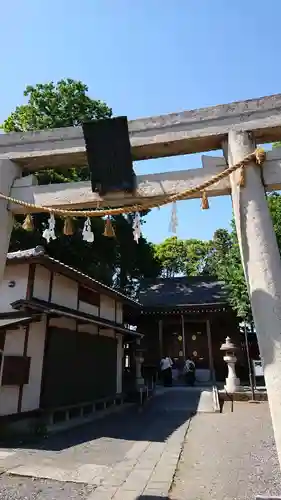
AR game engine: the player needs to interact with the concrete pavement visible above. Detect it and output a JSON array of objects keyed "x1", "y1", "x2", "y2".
[{"x1": 0, "y1": 387, "x2": 210, "y2": 499}]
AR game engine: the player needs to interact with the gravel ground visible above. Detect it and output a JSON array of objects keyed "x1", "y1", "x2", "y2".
[
  {"x1": 170, "y1": 401, "x2": 281, "y2": 500},
  {"x1": 0, "y1": 475, "x2": 96, "y2": 500}
]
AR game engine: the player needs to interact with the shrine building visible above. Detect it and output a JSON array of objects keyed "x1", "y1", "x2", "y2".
[{"x1": 127, "y1": 276, "x2": 245, "y2": 383}]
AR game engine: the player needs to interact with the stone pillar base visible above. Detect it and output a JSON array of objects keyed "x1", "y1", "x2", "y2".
[{"x1": 225, "y1": 377, "x2": 241, "y2": 394}]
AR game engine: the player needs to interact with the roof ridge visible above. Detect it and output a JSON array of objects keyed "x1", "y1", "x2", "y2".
[
  {"x1": 6, "y1": 246, "x2": 139, "y2": 306},
  {"x1": 140, "y1": 275, "x2": 222, "y2": 283},
  {"x1": 7, "y1": 246, "x2": 46, "y2": 259}
]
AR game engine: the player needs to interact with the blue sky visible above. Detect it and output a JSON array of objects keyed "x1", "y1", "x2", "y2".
[{"x1": 1, "y1": 0, "x2": 280, "y2": 243}]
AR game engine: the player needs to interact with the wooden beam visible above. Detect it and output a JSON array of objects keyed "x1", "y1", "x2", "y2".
[
  {"x1": 2, "y1": 93, "x2": 281, "y2": 169},
  {"x1": 8, "y1": 148, "x2": 281, "y2": 213}
]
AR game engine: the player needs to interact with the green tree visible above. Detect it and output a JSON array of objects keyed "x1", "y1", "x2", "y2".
[
  {"x1": 2, "y1": 79, "x2": 160, "y2": 290},
  {"x1": 207, "y1": 192, "x2": 281, "y2": 320},
  {"x1": 216, "y1": 227, "x2": 252, "y2": 320},
  {"x1": 184, "y1": 239, "x2": 211, "y2": 275},
  {"x1": 154, "y1": 237, "x2": 186, "y2": 277},
  {"x1": 2, "y1": 79, "x2": 111, "y2": 132},
  {"x1": 203, "y1": 228, "x2": 232, "y2": 275},
  {"x1": 154, "y1": 236, "x2": 210, "y2": 277}
]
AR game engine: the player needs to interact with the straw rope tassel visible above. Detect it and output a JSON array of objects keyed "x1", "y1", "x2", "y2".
[
  {"x1": 103, "y1": 216, "x2": 115, "y2": 237},
  {"x1": 201, "y1": 191, "x2": 209, "y2": 209},
  {"x1": 22, "y1": 214, "x2": 34, "y2": 231},
  {"x1": 63, "y1": 216, "x2": 74, "y2": 236},
  {"x1": 255, "y1": 148, "x2": 266, "y2": 165}
]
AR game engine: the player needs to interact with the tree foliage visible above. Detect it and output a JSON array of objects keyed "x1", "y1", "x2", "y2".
[
  {"x1": 154, "y1": 193, "x2": 281, "y2": 321},
  {"x1": 215, "y1": 193, "x2": 281, "y2": 320},
  {"x1": 2, "y1": 79, "x2": 161, "y2": 292},
  {"x1": 213, "y1": 226, "x2": 251, "y2": 320},
  {"x1": 153, "y1": 237, "x2": 210, "y2": 277}
]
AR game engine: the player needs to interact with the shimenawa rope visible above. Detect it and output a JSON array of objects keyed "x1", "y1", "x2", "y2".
[{"x1": 0, "y1": 148, "x2": 266, "y2": 218}]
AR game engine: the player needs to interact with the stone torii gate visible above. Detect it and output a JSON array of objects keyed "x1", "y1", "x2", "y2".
[{"x1": 1, "y1": 93, "x2": 281, "y2": 464}]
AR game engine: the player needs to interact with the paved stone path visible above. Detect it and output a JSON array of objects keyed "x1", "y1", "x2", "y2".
[
  {"x1": 170, "y1": 401, "x2": 281, "y2": 500},
  {"x1": 0, "y1": 387, "x2": 210, "y2": 499},
  {"x1": 0, "y1": 391, "x2": 277, "y2": 499}
]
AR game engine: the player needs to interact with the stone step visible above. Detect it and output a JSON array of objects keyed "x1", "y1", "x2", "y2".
[{"x1": 153, "y1": 387, "x2": 219, "y2": 413}]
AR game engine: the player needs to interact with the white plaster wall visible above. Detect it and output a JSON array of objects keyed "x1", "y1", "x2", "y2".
[
  {"x1": 0, "y1": 327, "x2": 26, "y2": 415},
  {"x1": 51, "y1": 273, "x2": 78, "y2": 309},
  {"x1": 100, "y1": 295, "x2": 115, "y2": 322},
  {"x1": 0, "y1": 264, "x2": 29, "y2": 312},
  {"x1": 0, "y1": 387, "x2": 19, "y2": 415},
  {"x1": 77, "y1": 323, "x2": 98, "y2": 334},
  {"x1": 116, "y1": 302, "x2": 123, "y2": 324},
  {"x1": 21, "y1": 317, "x2": 46, "y2": 412},
  {"x1": 4, "y1": 328, "x2": 25, "y2": 354},
  {"x1": 99, "y1": 328, "x2": 115, "y2": 338},
  {"x1": 79, "y1": 301, "x2": 99, "y2": 316},
  {"x1": 33, "y1": 265, "x2": 51, "y2": 301},
  {"x1": 49, "y1": 317, "x2": 76, "y2": 331}
]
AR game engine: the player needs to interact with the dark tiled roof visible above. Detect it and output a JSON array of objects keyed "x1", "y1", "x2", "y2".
[{"x1": 138, "y1": 276, "x2": 228, "y2": 308}]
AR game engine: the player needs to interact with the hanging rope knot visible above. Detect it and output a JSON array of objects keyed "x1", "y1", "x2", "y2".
[
  {"x1": 201, "y1": 191, "x2": 209, "y2": 210},
  {"x1": 255, "y1": 148, "x2": 266, "y2": 165},
  {"x1": 103, "y1": 216, "x2": 116, "y2": 237},
  {"x1": 237, "y1": 148, "x2": 266, "y2": 187},
  {"x1": 63, "y1": 216, "x2": 74, "y2": 236},
  {"x1": 22, "y1": 214, "x2": 34, "y2": 231}
]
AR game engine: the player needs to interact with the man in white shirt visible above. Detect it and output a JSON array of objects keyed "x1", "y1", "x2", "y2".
[{"x1": 160, "y1": 356, "x2": 173, "y2": 387}]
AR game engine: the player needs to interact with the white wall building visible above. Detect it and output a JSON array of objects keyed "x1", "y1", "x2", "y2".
[{"x1": 0, "y1": 246, "x2": 140, "y2": 417}]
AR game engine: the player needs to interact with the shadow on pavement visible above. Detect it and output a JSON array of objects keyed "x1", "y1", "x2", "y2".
[
  {"x1": 137, "y1": 496, "x2": 169, "y2": 499},
  {"x1": 3, "y1": 387, "x2": 201, "y2": 452}
]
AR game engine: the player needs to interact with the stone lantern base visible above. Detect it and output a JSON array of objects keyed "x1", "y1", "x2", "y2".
[{"x1": 225, "y1": 375, "x2": 241, "y2": 394}]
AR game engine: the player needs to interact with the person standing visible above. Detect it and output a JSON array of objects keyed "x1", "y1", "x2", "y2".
[
  {"x1": 184, "y1": 356, "x2": 196, "y2": 386},
  {"x1": 160, "y1": 355, "x2": 173, "y2": 387}
]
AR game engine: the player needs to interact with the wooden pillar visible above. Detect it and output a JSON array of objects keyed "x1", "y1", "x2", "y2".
[
  {"x1": 223, "y1": 130, "x2": 281, "y2": 468},
  {"x1": 181, "y1": 314, "x2": 186, "y2": 360},
  {"x1": 158, "y1": 319, "x2": 163, "y2": 359},
  {"x1": 206, "y1": 319, "x2": 215, "y2": 383},
  {"x1": 116, "y1": 334, "x2": 123, "y2": 394}
]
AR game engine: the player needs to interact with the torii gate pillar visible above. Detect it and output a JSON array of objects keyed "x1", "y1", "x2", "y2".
[
  {"x1": 224, "y1": 130, "x2": 281, "y2": 466},
  {"x1": 0, "y1": 159, "x2": 21, "y2": 283}
]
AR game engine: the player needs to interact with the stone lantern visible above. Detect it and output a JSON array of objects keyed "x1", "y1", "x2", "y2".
[{"x1": 220, "y1": 336, "x2": 240, "y2": 393}]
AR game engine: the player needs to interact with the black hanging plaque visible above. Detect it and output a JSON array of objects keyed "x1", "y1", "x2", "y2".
[{"x1": 82, "y1": 116, "x2": 136, "y2": 196}]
